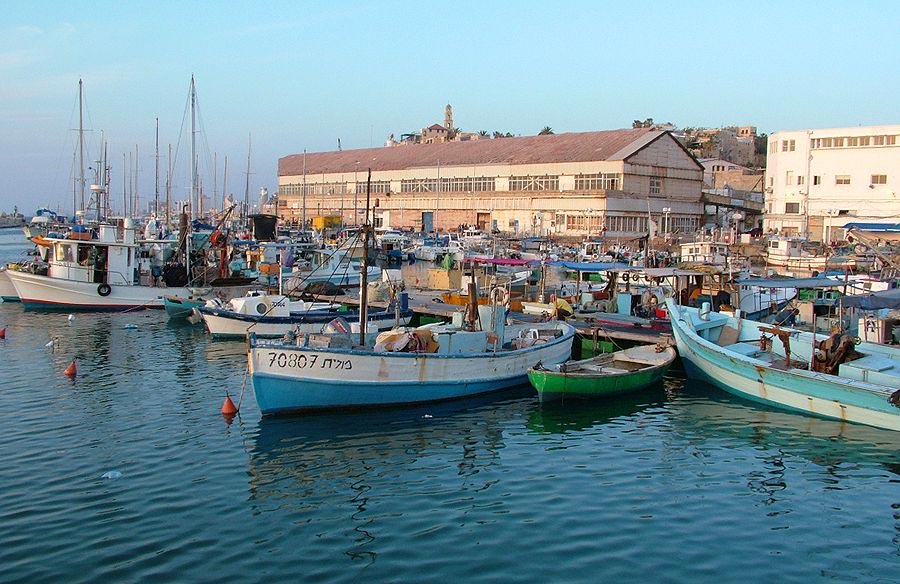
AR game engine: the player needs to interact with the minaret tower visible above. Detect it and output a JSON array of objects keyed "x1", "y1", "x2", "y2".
[{"x1": 444, "y1": 104, "x2": 453, "y2": 130}]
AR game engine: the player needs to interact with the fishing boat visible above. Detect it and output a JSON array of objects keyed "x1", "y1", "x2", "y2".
[
  {"x1": 0, "y1": 266, "x2": 19, "y2": 301},
  {"x1": 666, "y1": 298, "x2": 900, "y2": 431},
  {"x1": 248, "y1": 314, "x2": 575, "y2": 414},
  {"x1": 527, "y1": 343, "x2": 676, "y2": 402},
  {"x1": 6, "y1": 221, "x2": 194, "y2": 311},
  {"x1": 199, "y1": 291, "x2": 408, "y2": 339}
]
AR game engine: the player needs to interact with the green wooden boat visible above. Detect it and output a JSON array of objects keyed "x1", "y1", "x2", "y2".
[{"x1": 527, "y1": 344, "x2": 676, "y2": 402}]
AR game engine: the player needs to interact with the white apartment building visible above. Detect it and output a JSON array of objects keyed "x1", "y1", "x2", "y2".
[{"x1": 764, "y1": 124, "x2": 900, "y2": 242}]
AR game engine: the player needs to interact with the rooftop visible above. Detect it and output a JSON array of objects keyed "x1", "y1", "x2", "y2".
[{"x1": 279, "y1": 128, "x2": 667, "y2": 176}]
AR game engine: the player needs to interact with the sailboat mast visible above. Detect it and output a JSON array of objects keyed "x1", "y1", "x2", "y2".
[
  {"x1": 155, "y1": 117, "x2": 160, "y2": 218},
  {"x1": 223, "y1": 154, "x2": 228, "y2": 218},
  {"x1": 190, "y1": 76, "x2": 198, "y2": 221},
  {"x1": 78, "y1": 79, "x2": 85, "y2": 215},
  {"x1": 166, "y1": 143, "x2": 172, "y2": 227},
  {"x1": 244, "y1": 135, "x2": 252, "y2": 226}
]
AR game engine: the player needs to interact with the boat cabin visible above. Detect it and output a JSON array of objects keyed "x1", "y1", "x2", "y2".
[{"x1": 46, "y1": 223, "x2": 142, "y2": 287}]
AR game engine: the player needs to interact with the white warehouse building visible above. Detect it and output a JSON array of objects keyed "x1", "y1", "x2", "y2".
[{"x1": 764, "y1": 124, "x2": 900, "y2": 242}]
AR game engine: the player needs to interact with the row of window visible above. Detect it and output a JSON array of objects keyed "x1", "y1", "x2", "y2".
[
  {"x1": 773, "y1": 173, "x2": 888, "y2": 187},
  {"x1": 281, "y1": 173, "x2": 628, "y2": 196},
  {"x1": 399, "y1": 177, "x2": 497, "y2": 194},
  {"x1": 811, "y1": 135, "x2": 896, "y2": 149},
  {"x1": 573, "y1": 173, "x2": 621, "y2": 190},
  {"x1": 779, "y1": 203, "x2": 856, "y2": 215},
  {"x1": 771, "y1": 135, "x2": 898, "y2": 153},
  {"x1": 508, "y1": 175, "x2": 560, "y2": 191}
]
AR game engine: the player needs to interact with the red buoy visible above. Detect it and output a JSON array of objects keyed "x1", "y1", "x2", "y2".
[
  {"x1": 0, "y1": 327, "x2": 6, "y2": 339},
  {"x1": 64, "y1": 360, "x2": 77, "y2": 377},
  {"x1": 221, "y1": 395, "x2": 238, "y2": 415}
]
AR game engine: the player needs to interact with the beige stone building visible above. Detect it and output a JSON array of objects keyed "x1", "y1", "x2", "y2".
[{"x1": 277, "y1": 128, "x2": 704, "y2": 237}]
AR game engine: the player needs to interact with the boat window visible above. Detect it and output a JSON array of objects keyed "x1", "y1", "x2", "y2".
[{"x1": 77, "y1": 245, "x2": 91, "y2": 265}]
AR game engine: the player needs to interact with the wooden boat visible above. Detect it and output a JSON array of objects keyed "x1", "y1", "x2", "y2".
[
  {"x1": 527, "y1": 344, "x2": 676, "y2": 402},
  {"x1": 248, "y1": 316, "x2": 576, "y2": 415},
  {"x1": 666, "y1": 298, "x2": 900, "y2": 431}
]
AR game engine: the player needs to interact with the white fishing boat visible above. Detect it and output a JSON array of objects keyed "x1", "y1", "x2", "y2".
[
  {"x1": 198, "y1": 290, "x2": 410, "y2": 339},
  {"x1": 666, "y1": 298, "x2": 900, "y2": 432},
  {"x1": 7, "y1": 221, "x2": 193, "y2": 311},
  {"x1": 283, "y1": 248, "x2": 381, "y2": 291},
  {"x1": 0, "y1": 266, "x2": 19, "y2": 301},
  {"x1": 248, "y1": 313, "x2": 576, "y2": 415}
]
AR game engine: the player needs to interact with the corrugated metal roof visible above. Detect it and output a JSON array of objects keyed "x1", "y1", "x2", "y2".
[{"x1": 279, "y1": 128, "x2": 664, "y2": 177}]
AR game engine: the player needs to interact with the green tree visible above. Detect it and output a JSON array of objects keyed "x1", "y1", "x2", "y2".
[{"x1": 538, "y1": 126, "x2": 554, "y2": 135}]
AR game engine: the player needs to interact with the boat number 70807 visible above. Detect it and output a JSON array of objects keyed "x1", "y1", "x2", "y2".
[{"x1": 266, "y1": 351, "x2": 353, "y2": 371}]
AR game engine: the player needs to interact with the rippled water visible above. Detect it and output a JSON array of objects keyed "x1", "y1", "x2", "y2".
[{"x1": 1, "y1": 230, "x2": 898, "y2": 582}]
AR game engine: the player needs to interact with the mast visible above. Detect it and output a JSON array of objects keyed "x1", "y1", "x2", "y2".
[
  {"x1": 78, "y1": 79, "x2": 85, "y2": 215},
  {"x1": 223, "y1": 154, "x2": 228, "y2": 220},
  {"x1": 302, "y1": 149, "x2": 307, "y2": 229},
  {"x1": 190, "y1": 76, "x2": 198, "y2": 221},
  {"x1": 166, "y1": 143, "x2": 172, "y2": 227},
  {"x1": 358, "y1": 168, "x2": 372, "y2": 346},
  {"x1": 212, "y1": 152, "x2": 218, "y2": 214},
  {"x1": 155, "y1": 118, "x2": 160, "y2": 218},
  {"x1": 123, "y1": 152, "x2": 127, "y2": 216},
  {"x1": 244, "y1": 134, "x2": 252, "y2": 226}
]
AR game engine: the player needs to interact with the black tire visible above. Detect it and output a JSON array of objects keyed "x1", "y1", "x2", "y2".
[{"x1": 97, "y1": 283, "x2": 112, "y2": 297}]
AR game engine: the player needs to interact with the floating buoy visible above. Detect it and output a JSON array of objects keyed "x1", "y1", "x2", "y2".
[
  {"x1": 221, "y1": 394, "x2": 238, "y2": 415},
  {"x1": 0, "y1": 327, "x2": 6, "y2": 339},
  {"x1": 67, "y1": 314, "x2": 75, "y2": 323},
  {"x1": 64, "y1": 360, "x2": 77, "y2": 377}
]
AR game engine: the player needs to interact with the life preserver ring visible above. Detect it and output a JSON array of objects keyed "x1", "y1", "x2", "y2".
[
  {"x1": 97, "y1": 283, "x2": 112, "y2": 297},
  {"x1": 621, "y1": 272, "x2": 630, "y2": 283},
  {"x1": 489, "y1": 286, "x2": 510, "y2": 305}
]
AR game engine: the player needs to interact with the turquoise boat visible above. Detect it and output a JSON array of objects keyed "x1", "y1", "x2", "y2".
[
  {"x1": 666, "y1": 298, "x2": 900, "y2": 432},
  {"x1": 527, "y1": 344, "x2": 675, "y2": 402}
]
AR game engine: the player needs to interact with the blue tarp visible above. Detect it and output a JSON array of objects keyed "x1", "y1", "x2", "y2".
[
  {"x1": 842, "y1": 222, "x2": 900, "y2": 232},
  {"x1": 840, "y1": 288, "x2": 900, "y2": 310}
]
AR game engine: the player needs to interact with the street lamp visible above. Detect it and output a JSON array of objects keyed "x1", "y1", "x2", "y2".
[
  {"x1": 731, "y1": 212, "x2": 743, "y2": 243},
  {"x1": 662, "y1": 207, "x2": 671, "y2": 236}
]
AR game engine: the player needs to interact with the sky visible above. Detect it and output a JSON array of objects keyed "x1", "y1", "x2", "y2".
[{"x1": 1, "y1": 0, "x2": 898, "y2": 215}]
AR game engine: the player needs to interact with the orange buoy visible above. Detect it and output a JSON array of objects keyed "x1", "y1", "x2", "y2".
[
  {"x1": 0, "y1": 327, "x2": 6, "y2": 339},
  {"x1": 64, "y1": 360, "x2": 77, "y2": 377},
  {"x1": 221, "y1": 395, "x2": 238, "y2": 415}
]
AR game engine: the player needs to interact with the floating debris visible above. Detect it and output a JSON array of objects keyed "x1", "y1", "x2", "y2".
[{"x1": 100, "y1": 470, "x2": 122, "y2": 480}]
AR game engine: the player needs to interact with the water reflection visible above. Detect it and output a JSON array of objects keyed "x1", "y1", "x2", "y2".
[
  {"x1": 526, "y1": 384, "x2": 668, "y2": 434},
  {"x1": 244, "y1": 392, "x2": 531, "y2": 562},
  {"x1": 668, "y1": 383, "x2": 900, "y2": 477}
]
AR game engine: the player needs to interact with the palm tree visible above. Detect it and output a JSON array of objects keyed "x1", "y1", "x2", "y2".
[
  {"x1": 538, "y1": 126, "x2": 554, "y2": 135},
  {"x1": 478, "y1": 130, "x2": 489, "y2": 137}
]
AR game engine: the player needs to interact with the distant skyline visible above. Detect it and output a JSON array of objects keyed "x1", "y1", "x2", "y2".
[{"x1": 2, "y1": 1, "x2": 898, "y2": 214}]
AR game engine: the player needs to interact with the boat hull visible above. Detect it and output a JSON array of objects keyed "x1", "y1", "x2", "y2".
[
  {"x1": 7, "y1": 269, "x2": 189, "y2": 311},
  {"x1": 0, "y1": 268, "x2": 20, "y2": 301},
  {"x1": 667, "y1": 300, "x2": 900, "y2": 431},
  {"x1": 249, "y1": 322, "x2": 576, "y2": 414},
  {"x1": 202, "y1": 307, "x2": 412, "y2": 339},
  {"x1": 528, "y1": 347, "x2": 675, "y2": 401}
]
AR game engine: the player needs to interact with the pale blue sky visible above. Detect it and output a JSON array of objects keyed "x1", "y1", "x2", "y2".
[{"x1": 1, "y1": 0, "x2": 898, "y2": 214}]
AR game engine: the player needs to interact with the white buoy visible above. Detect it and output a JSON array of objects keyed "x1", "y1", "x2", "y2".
[{"x1": 67, "y1": 314, "x2": 75, "y2": 323}]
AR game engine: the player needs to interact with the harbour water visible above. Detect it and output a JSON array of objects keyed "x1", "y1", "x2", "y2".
[{"x1": 0, "y1": 229, "x2": 898, "y2": 582}]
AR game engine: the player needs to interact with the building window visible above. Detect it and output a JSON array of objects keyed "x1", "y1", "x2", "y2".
[
  {"x1": 874, "y1": 136, "x2": 885, "y2": 146},
  {"x1": 833, "y1": 137, "x2": 844, "y2": 147},
  {"x1": 848, "y1": 137, "x2": 859, "y2": 146},
  {"x1": 871, "y1": 174, "x2": 887, "y2": 184},
  {"x1": 889, "y1": 135, "x2": 897, "y2": 145},
  {"x1": 508, "y1": 175, "x2": 559, "y2": 191},
  {"x1": 797, "y1": 176, "x2": 805, "y2": 185},
  {"x1": 789, "y1": 140, "x2": 796, "y2": 151},
  {"x1": 813, "y1": 175, "x2": 821, "y2": 185},
  {"x1": 785, "y1": 202, "x2": 800, "y2": 214},
  {"x1": 835, "y1": 175, "x2": 851, "y2": 185},
  {"x1": 823, "y1": 137, "x2": 833, "y2": 147},
  {"x1": 782, "y1": 141, "x2": 789, "y2": 152},
  {"x1": 860, "y1": 136, "x2": 870, "y2": 146},
  {"x1": 649, "y1": 176, "x2": 661, "y2": 195},
  {"x1": 785, "y1": 170, "x2": 794, "y2": 184},
  {"x1": 574, "y1": 173, "x2": 621, "y2": 191},
  {"x1": 770, "y1": 142, "x2": 776, "y2": 153},
  {"x1": 767, "y1": 177, "x2": 774, "y2": 187}
]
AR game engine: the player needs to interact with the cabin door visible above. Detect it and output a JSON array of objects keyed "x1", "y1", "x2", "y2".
[{"x1": 422, "y1": 212, "x2": 434, "y2": 233}]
